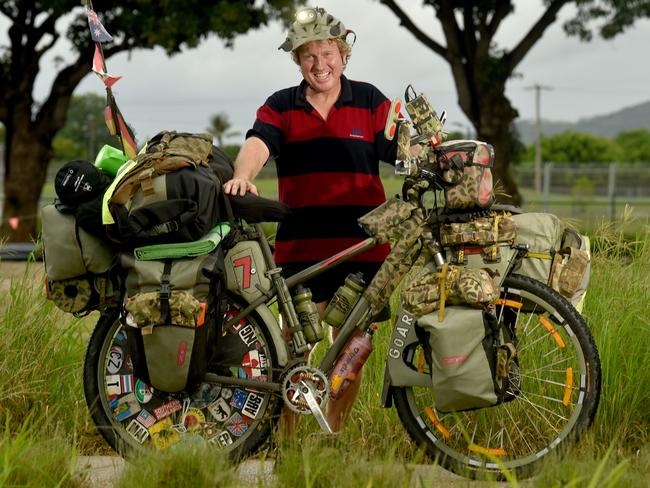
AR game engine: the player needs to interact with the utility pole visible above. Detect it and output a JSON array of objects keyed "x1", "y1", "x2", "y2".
[{"x1": 526, "y1": 84, "x2": 552, "y2": 193}]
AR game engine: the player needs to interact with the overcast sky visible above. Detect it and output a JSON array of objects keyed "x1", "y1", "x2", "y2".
[{"x1": 17, "y1": 1, "x2": 650, "y2": 144}]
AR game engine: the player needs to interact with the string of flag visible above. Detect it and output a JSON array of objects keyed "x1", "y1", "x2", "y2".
[{"x1": 85, "y1": 1, "x2": 137, "y2": 159}]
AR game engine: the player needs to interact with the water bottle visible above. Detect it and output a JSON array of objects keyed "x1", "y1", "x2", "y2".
[
  {"x1": 323, "y1": 272, "x2": 366, "y2": 328},
  {"x1": 293, "y1": 285, "x2": 323, "y2": 343},
  {"x1": 329, "y1": 325, "x2": 377, "y2": 399}
]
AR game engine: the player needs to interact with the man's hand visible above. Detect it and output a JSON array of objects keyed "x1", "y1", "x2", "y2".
[{"x1": 223, "y1": 177, "x2": 259, "y2": 196}]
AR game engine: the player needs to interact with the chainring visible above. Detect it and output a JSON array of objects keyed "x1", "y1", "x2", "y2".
[{"x1": 281, "y1": 365, "x2": 330, "y2": 415}]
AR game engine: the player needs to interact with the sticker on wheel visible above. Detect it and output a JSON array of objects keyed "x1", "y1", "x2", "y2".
[
  {"x1": 149, "y1": 417, "x2": 181, "y2": 449},
  {"x1": 230, "y1": 389, "x2": 248, "y2": 409},
  {"x1": 242, "y1": 392, "x2": 264, "y2": 420},
  {"x1": 184, "y1": 408, "x2": 206, "y2": 431},
  {"x1": 153, "y1": 399, "x2": 182, "y2": 420},
  {"x1": 135, "y1": 379, "x2": 154, "y2": 404},
  {"x1": 207, "y1": 398, "x2": 231, "y2": 422},
  {"x1": 110, "y1": 393, "x2": 141, "y2": 421},
  {"x1": 126, "y1": 419, "x2": 149, "y2": 444},
  {"x1": 225, "y1": 412, "x2": 251, "y2": 437},
  {"x1": 107, "y1": 346, "x2": 124, "y2": 374}
]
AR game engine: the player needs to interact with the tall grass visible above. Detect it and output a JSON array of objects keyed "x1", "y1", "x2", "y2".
[{"x1": 1, "y1": 221, "x2": 649, "y2": 486}]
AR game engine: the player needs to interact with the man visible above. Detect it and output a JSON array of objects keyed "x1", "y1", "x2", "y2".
[{"x1": 223, "y1": 6, "x2": 398, "y2": 432}]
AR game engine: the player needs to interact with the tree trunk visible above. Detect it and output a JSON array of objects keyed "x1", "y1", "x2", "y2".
[
  {"x1": 1, "y1": 118, "x2": 51, "y2": 242},
  {"x1": 464, "y1": 91, "x2": 523, "y2": 206}
]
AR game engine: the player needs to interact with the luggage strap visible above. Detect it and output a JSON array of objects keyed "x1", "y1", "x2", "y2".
[{"x1": 159, "y1": 260, "x2": 173, "y2": 323}]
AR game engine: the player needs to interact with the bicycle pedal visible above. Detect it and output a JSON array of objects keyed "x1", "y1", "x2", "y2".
[{"x1": 300, "y1": 380, "x2": 333, "y2": 434}]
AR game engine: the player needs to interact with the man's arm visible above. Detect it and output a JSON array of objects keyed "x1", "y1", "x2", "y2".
[{"x1": 223, "y1": 136, "x2": 270, "y2": 196}]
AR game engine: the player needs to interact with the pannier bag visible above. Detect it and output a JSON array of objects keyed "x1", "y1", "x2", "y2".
[
  {"x1": 41, "y1": 204, "x2": 117, "y2": 313},
  {"x1": 511, "y1": 212, "x2": 590, "y2": 312},
  {"x1": 402, "y1": 262, "x2": 499, "y2": 317},
  {"x1": 418, "y1": 306, "x2": 517, "y2": 413},
  {"x1": 120, "y1": 227, "x2": 229, "y2": 393},
  {"x1": 104, "y1": 131, "x2": 222, "y2": 246},
  {"x1": 357, "y1": 196, "x2": 417, "y2": 244},
  {"x1": 440, "y1": 213, "x2": 517, "y2": 265},
  {"x1": 435, "y1": 140, "x2": 495, "y2": 211}
]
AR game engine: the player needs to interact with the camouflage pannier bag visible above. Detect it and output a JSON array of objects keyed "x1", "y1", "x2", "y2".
[
  {"x1": 104, "y1": 131, "x2": 225, "y2": 246},
  {"x1": 402, "y1": 262, "x2": 499, "y2": 317},
  {"x1": 357, "y1": 196, "x2": 416, "y2": 244},
  {"x1": 440, "y1": 213, "x2": 518, "y2": 265},
  {"x1": 120, "y1": 225, "x2": 229, "y2": 393},
  {"x1": 42, "y1": 203, "x2": 118, "y2": 314},
  {"x1": 509, "y1": 212, "x2": 590, "y2": 312},
  {"x1": 435, "y1": 140, "x2": 495, "y2": 211},
  {"x1": 417, "y1": 306, "x2": 518, "y2": 413}
]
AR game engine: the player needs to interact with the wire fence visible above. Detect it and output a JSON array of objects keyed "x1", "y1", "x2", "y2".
[{"x1": 511, "y1": 163, "x2": 650, "y2": 221}]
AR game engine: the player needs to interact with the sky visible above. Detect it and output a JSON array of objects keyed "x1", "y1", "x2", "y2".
[{"x1": 12, "y1": 1, "x2": 650, "y2": 145}]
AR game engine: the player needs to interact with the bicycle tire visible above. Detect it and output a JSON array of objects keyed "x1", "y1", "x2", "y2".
[
  {"x1": 83, "y1": 295, "x2": 281, "y2": 459},
  {"x1": 392, "y1": 273, "x2": 601, "y2": 480}
]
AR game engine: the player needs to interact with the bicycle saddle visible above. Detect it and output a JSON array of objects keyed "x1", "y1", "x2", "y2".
[{"x1": 227, "y1": 193, "x2": 292, "y2": 223}]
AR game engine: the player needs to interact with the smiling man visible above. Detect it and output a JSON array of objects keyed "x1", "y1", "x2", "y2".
[{"x1": 223, "y1": 6, "x2": 398, "y2": 432}]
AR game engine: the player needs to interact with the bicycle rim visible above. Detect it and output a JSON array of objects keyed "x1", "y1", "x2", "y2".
[
  {"x1": 85, "y1": 297, "x2": 280, "y2": 457},
  {"x1": 393, "y1": 274, "x2": 601, "y2": 479}
]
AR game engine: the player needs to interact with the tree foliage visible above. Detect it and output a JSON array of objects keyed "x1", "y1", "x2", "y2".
[
  {"x1": 614, "y1": 129, "x2": 650, "y2": 162},
  {"x1": 207, "y1": 112, "x2": 240, "y2": 147},
  {"x1": 521, "y1": 129, "x2": 650, "y2": 163},
  {"x1": 0, "y1": 0, "x2": 303, "y2": 241},
  {"x1": 377, "y1": 0, "x2": 650, "y2": 203},
  {"x1": 530, "y1": 131, "x2": 621, "y2": 163},
  {"x1": 52, "y1": 93, "x2": 116, "y2": 162}
]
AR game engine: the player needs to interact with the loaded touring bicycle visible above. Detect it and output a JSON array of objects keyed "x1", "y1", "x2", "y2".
[{"x1": 42, "y1": 90, "x2": 600, "y2": 480}]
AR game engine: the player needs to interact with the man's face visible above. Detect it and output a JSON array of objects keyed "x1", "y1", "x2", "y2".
[{"x1": 297, "y1": 39, "x2": 344, "y2": 95}]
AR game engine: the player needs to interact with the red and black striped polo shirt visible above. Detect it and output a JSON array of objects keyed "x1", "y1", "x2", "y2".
[{"x1": 246, "y1": 75, "x2": 397, "y2": 267}]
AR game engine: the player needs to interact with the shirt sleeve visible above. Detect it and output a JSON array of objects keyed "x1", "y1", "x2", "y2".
[{"x1": 245, "y1": 92, "x2": 285, "y2": 159}]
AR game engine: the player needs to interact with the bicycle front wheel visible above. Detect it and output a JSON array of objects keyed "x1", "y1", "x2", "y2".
[
  {"x1": 83, "y1": 296, "x2": 281, "y2": 458},
  {"x1": 392, "y1": 273, "x2": 601, "y2": 479}
]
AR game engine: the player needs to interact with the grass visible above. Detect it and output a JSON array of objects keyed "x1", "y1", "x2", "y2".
[{"x1": 1, "y1": 219, "x2": 649, "y2": 486}]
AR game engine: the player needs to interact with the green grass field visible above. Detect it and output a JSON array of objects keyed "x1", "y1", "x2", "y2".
[{"x1": 1, "y1": 219, "x2": 649, "y2": 486}]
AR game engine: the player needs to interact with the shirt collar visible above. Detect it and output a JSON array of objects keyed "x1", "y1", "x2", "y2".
[{"x1": 295, "y1": 75, "x2": 353, "y2": 111}]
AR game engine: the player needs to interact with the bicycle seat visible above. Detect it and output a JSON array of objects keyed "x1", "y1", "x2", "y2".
[{"x1": 227, "y1": 193, "x2": 292, "y2": 223}]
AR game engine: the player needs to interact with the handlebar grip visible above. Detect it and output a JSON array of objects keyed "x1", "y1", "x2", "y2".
[{"x1": 384, "y1": 97, "x2": 402, "y2": 141}]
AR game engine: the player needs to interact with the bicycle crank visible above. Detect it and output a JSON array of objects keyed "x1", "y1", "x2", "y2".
[{"x1": 281, "y1": 365, "x2": 332, "y2": 433}]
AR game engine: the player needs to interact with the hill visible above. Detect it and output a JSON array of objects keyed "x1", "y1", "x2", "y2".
[{"x1": 515, "y1": 100, "x2": 650, "y2": 145}]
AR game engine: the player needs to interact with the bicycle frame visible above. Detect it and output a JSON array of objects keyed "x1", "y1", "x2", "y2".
[{"x1": 206, "y1": 224, "x2": 381, "y2": 392}]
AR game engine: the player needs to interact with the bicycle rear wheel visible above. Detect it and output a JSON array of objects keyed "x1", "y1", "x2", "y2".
[
  {"x1": 392, "y1": 274, "x2": 601, "y2": 479},
  {"x1": 83, "y1": 296, "x2": 281, "y2": 458}
]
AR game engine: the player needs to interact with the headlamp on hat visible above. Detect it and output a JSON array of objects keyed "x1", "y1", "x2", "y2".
[{"x1": 278, "y1": 6, "x2": 352, "y2": 52}]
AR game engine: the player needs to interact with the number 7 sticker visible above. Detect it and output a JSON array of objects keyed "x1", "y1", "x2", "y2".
[{"x1": 233, "y1": 255, "x2": 252, "y2": 289}]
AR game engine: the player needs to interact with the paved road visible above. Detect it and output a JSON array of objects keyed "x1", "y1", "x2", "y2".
[{"x1": 75, "y1": 455, "x2": 516, "y2": 487}]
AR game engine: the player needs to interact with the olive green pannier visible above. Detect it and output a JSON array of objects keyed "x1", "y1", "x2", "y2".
[
  {"x1": 42, "y1": 204, "x2": 118, "y2": 314},
  {"x1": 417, "y1": 307, "x2": 518, "y2": 413},
  {"x1": 510, "y1": 212, "x2": 590, "y2": 312},
  {"x1": 120, "y1": 224, "x2": 229, "y2": 394}
]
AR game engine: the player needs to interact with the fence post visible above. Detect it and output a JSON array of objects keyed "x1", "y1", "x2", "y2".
[
  {"x1": 543, "y1": 162, "x2": 552, "y2": 213},
  {"x1": 608, "y1": 162, "x2": 617, "y2": 219}
]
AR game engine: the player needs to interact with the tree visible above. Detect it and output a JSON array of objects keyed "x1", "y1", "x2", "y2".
[
  {"x1": 524, "y1": 131, "x2": 621, "y2": 163},
  {"x1": 53, "y1": 93, "x2": 116, "y2": 162},
  {"x1": 207, "y1": 112, "x2": 240, "y2": 147},
  {"x1": 0, "y1": 0, "x2": 301, "y2": 242},
  {"x1": 615, "y1": 129, "x2": 650, "y2": 163},
  {"x1": 378, "y1": 0, "x2": 650, "y2": 204}
]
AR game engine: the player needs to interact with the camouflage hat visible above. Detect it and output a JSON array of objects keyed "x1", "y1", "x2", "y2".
[{"x1": 279, "y1": 6, "x2": 351, "y2": 52}]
